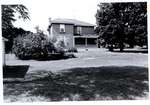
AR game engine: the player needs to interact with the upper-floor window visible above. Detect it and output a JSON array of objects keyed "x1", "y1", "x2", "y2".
[
  {"x1": 77, "y1": 26, "x2": 82, "y2": 34},
  {"x1": 60, "y1": 24, "x2": 65, "y2": 33}
]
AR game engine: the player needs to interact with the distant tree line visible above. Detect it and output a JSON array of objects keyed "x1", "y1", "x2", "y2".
[{"x1": 95, "y1": 2, "x2": 147, "y2": 51}]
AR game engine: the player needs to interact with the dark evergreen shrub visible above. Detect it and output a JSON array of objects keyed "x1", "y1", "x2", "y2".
[{"x1": 67, "y1": 47, "x2": 78, "y2": 53}]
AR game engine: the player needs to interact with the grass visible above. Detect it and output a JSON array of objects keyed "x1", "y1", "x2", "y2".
[
  {"x1": 112, "y1": 49, "x2": 148, "y2": 54},
  {"x1": 4, "y1": 66, "x2": 149, "y2": 102}
]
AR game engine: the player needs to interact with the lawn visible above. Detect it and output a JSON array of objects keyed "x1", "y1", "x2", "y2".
[
  {"x1": 4, "y1": 48, "x2": 148, "y2": 102},
  {"x1": 4, "y1": 66, "x2": 148, "y2": 102},
  {"x1": 5, "y1": 48, "x2": 148, "y2": 73}
]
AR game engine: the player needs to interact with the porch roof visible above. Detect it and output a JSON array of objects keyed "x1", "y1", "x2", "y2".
[{"x1": 74, "y1": 35, "x2": 98, "y2": 38}]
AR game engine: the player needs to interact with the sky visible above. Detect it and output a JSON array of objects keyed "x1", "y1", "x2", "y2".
[
  {"x1": 11, "y1": 0, "x2": 100, "y2": 33},
  {"x1": 2, "y1": 0, "x2": 145, "y2": 33}
]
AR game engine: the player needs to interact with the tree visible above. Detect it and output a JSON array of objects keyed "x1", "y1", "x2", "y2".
[
  {"x1": 96, "y1": 2, "x2": 147, "y2": 51},
  {"x1": 2, "y1": 5, "x2": 29, "y2": 31},
  {"x1": 4, "y1": 27, "x2": 32, "y2": 53},
  {"x1": 2, "y1": 5, "x2": 30, "y2": 52}
]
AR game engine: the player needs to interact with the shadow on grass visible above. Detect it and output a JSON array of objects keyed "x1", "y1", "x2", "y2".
[
  {"x1": 4, "y1": 66, "x2": 149, "y2": 101},
  {"x1": 18, "y1": 53, "x2": 76, "y2": 61},
  {"x1": 3, "y1": 65, "x2": 29, "y2": 78},
  {"x1": 110, "y1": 49, "x2": 148, "y2": 54}
]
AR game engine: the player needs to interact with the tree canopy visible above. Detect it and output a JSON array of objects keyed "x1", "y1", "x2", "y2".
[
  {"x1": 2, "y1": 5, "x2": 30, "y2": 38},
  {"x1": 2, "y1": 5, "x2": 30, "y2": 52},
  {"x1": 96, "y1": 2, "x2": 147, "y2": 51}
]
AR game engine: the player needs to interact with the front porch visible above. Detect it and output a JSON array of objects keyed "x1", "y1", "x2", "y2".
[{"x1": 73, "y1": 35, "x2": 99, "y2": 47}]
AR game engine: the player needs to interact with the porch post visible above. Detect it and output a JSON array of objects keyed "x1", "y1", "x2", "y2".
[
  {"x1": 85, "y1": 37, "x2": 87, "y2": 47},
  {"x1": 73, "y1": 36, "x2": 75, "y2": 47}
]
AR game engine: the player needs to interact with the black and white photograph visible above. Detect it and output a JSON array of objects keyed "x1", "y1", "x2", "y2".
[{"x1": 1, "y1": 0, "x2": 149, "y2": 103}]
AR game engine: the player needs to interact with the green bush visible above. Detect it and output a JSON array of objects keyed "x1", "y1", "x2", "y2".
[
  {"x1": 54, "y1": 39, "x2": 66, "y2": 54},
  {"x1": 12, "y1": 33, "x2": 75, "y2": 60},
  {"x1": 12, "y1": 33, "x2": 56, "y2": 60}
]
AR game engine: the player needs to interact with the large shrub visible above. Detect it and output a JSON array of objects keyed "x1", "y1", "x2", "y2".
[
  {"x1": 54, "y1": 39, "x2": 66, "y2": 54},
  {"x1": 12, "y1": 33, "x2": 56, "y2": 60},
  {"x1": 12, "y1": 33, "x2": 75, "y2": 60}
]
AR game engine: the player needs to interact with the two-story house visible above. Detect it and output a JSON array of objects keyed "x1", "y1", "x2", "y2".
[{"x1": 48, "y1": 18, "x2": 98, "y2": 48}]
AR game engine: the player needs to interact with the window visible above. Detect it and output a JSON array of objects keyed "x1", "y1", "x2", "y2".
[
  {"x1": 60, "y1": 24, "x2": 65, "y2": 33},
  {"x1": 77, "y1": 26, "x2": 82, "y2": 34}
]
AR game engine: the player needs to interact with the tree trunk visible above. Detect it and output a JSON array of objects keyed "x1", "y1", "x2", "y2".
[
  {"x1": 129, "y1": 44, "x2": 134, "y2": 48},
  {"x1": 108, "y1": 45, "x2": 114, "y2": 51},
  {"x1": 120, "y1": 47, "x2": 123, "y2": 52},
  {"x1": 119, "y1": 43, "x2": 124, "y2": 52}
]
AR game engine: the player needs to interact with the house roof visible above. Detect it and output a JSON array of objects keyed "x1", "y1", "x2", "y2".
[{"x1": 51, "y1": 18, "x2": 95, "y2": 27}]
